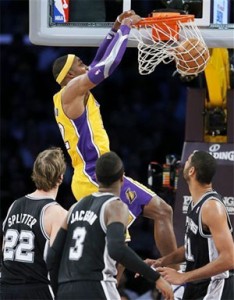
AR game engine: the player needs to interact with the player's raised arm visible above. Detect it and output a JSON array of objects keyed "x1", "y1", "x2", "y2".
[{"x1": 90, "y1": 10, "x2": 136, "y2": 67}]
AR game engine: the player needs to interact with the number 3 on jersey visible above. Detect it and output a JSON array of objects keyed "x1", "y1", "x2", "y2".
[{"x1": 69, "y1": 227, "x2": 87, "y2": 260}]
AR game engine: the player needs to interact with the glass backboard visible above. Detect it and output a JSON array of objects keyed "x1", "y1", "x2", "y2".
[{"x1": 29, "y1": 0, "x2": 234, "y2": 48}]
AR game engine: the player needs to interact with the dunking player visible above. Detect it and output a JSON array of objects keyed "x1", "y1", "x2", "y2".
[
  {"x1": 47, "y1": 151, "x2": 174, "y2": 300},
  {"x1": 1, "y1": 147, "x2": 67, "y2": 300},
  {"x1": 52, "y1": 10, "x2": 178, "y2": 261}
]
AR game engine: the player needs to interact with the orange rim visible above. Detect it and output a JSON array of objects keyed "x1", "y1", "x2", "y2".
[{"x1": 134, "y1": 13, "x2": 195, "y2": 27}]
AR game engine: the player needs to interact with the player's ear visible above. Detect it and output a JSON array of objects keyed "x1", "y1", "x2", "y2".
[
  {"x1": 120, "y1": 174, "x2": 124, "y2": 185},
  {"x1": 188, "y1": 166, "x2": 195, "y2": 176},
  {"x1": 57, "y1": 174, "x2": 64, "y2": 185}
]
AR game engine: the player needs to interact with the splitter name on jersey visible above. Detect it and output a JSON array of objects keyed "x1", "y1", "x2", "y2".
[{"x1": 8, "y1": 214, "x2": 37, "y2": 228}]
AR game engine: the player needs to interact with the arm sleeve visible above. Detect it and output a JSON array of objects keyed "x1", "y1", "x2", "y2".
[
  {"x1": 90, "y1": 28, "x2": 117, "y2": 67},
  {"x1": 87, "y1": 25, "x2": 130, "y2": 85},
  {"x1": 106, "y1": 222, "x2": 160, "y2": 283},
  {"x1": 46, "y1": 228, "x2": 67, "y2": 294}
]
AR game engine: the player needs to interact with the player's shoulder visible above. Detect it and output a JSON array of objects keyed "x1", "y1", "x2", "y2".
[
  {"x1": 201, "y1": 197, "x2": 227, "y2": 220},
  {"x1": 45, "y1": 202, "x2": 67, "y2": 219},
  {"x1": 106, "y1": 197, "x2": 128, "y2": 211},
  {"x1": 203, "y1": 196, "x2": 224, "y2": 209}
]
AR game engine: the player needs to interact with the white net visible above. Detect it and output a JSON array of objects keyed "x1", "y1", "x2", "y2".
[{"x1": 131, "y1": 17, "x2": 210, "y2": 76}]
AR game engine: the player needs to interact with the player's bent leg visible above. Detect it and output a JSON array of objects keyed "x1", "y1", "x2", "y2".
[
  {"x1": 143, "y1": 195, "x2": 179, "y2": 269},
  {"x1": 120, "y1": 176, "x2": 178, "y2": 269}
]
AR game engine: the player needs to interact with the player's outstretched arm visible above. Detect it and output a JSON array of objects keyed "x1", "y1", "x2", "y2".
[
  {"x1": 149, "y1": 246, "x2": 186, "y2": 269},
  {"x1": 90, "y1": 10, "x2": 136, "y2": 67},
  {"x1": 105, "y1": 200, "x2": 174, "y2": 300},
  {"x1": 87, "y1": 14, "x2": 141, "y2": 86}
]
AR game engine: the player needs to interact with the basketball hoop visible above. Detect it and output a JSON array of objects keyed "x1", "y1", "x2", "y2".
[{"x1": 132, "y1": 13, "x2": 210, "y2": 76}]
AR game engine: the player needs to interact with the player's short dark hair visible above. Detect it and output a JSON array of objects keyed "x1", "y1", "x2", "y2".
[
  {"x1": 52, "y1": 55, "x2": 68, "y2": 81},
  {"x1": 95, "y1": 151, "x2": 124, "y2": 186},
  {"x1": 191, "y1": 150, "x2": 217, "y2": 184}
]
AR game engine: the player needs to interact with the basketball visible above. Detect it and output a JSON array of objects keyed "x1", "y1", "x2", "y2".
[{"x1": 174, "y1": 38, "x2": 210, "y2": 75}]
